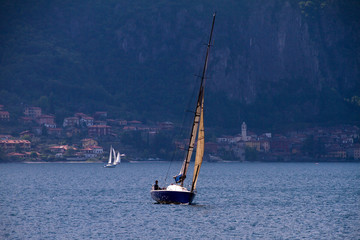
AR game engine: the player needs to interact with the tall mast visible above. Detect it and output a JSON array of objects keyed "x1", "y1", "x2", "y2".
[{"x1": 180, "y1": 13, "x2": 216, "y2": 186}]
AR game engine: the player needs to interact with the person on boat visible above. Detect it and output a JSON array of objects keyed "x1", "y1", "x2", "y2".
[{"x1": 153, "y1": 180, "x2": 160, "y2": 190}]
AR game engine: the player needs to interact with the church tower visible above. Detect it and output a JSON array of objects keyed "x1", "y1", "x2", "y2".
[{"x1": 241, "y1": 122, "x2": 247, "y2": 141}]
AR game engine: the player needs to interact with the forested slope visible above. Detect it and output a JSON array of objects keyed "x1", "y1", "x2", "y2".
[{"x1": 1, "y1": 0, "x2": 359, "y2": 131}]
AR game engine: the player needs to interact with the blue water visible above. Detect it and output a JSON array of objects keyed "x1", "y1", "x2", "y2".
[{"x1": 0, "y1": 162, "x2": 359, "y2": 239}]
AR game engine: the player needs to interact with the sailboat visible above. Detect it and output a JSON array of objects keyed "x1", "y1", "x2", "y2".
[
  {"x1": 104, "y1": 146, "x2": 124, "y2": 168},
  {"x1": 114, "y1": 151, "x2": 125, "y2": 165},
  {"x1": 104, "y1": 145, "x2": 116, "y2": 168},
  {"x1": 151, "y1": 13, "x2": 216, "y2": 204}
]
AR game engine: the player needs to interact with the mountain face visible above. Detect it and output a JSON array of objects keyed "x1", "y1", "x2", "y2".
[{"x1": 0, "y1": 0, "x2": 359, "y2": 131}]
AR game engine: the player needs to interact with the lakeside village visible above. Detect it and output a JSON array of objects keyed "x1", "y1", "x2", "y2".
[{"x1": 0, "y1": 104, "x2": 360, "y2": 163}]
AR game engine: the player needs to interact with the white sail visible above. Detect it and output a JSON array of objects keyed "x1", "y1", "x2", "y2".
[
  {"x1": 114, "y1": 152, "x2": 121, "y2": 165},
  {"x1": 112, "y1": 148, "x2": 116, "y2": 164},
  {"x1": 191, "y1": 97, "x2": 205, "y2": 192},
  {"x1": 107, "y1": 146, "x2": 113, "y2": 164}
]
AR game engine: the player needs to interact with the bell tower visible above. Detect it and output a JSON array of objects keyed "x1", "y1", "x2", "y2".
[{"x1": 241, "y1": 122, "x2": 247, "y2": 141}]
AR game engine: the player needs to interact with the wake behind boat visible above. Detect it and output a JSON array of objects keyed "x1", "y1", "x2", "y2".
[{"x1": 151, "y1": 13, "x2": 216, "y2": 204}]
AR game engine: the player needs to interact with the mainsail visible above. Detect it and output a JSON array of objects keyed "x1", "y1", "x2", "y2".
[
  {"x1": 107, "y1": 146, "x2": 113, "y2": 164},
  {"x1": 191, "y1": 98, "x2": 204, "y2": 192},
  {"x1": 114, "y1": 152, "x2": 124, "y2": 165}
]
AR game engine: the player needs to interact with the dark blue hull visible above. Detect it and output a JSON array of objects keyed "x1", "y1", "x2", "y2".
[{"x1": 151, "y1": 190, "x2": 196, "y2": 204}]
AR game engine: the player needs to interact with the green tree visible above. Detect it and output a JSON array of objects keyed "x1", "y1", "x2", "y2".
[
  {"x1": 0, "y1": 148, "x2": 7, "y2": 162},
  {"x1": 245, "y1": 146, "x2": 258, "y2": 161}
]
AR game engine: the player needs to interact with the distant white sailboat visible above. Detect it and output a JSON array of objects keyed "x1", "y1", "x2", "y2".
[
  {"x1": 104, "y1": 145, "x2": 124, "y2": 168},
  {"x1": 114, "y1": 151, "x2": 125, "y2": 165}
]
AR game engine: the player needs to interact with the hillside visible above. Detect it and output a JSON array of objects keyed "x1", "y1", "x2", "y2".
[{"x1": 1, "y1": 0, "x2": 359, "y2": 132}]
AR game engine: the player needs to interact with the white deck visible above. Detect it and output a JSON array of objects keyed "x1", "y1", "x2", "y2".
[{"x1": 166, "y1": 184, "x2": 190, "y2": 192}]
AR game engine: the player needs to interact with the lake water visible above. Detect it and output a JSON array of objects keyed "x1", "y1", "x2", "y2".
[{"x1": 0, "y1": 162, "x2": 359, "y2": 239}]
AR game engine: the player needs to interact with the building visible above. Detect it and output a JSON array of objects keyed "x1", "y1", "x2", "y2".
[
  {"x1": 0, "y1": 135, "x2": 13, "y2": 140},
  {"x1": 260, "y1": 140, "x2": 270, "y2": 152},
  {"x1": 0, "y1": 140, "x2": 31, "y2": 152},
  {"x1": 81, "y1": 138, "x2": 98, "y2": 148},
  {"x1": 123, "y1": 126, "x2": 137, "y2": 131},
  {"x1": 346, "y1": 144, "x2": 360, "y2": 160},
  {"x1": 36, "y1": 115, "x2": 56, "y2": 128},
  {"x1": 270, "y1": 138, "x2": 290, "y2": 153},
  {"x1": 80, "y1": 116, "x2": 94, "y2": 127},
  {"x1": 7, "y1": 152, "x2": 25, "y2": 159},
  {"x1": 20, "y1": 117, "x2": 33, "y2": 124},
  {"x1": 159, "y1": 121, "x2": 174, "y2": 130},
  {"x1": 74, "y1": 113, "x2": 88, "y2": 119},
  {"x1": 47, "y1": 128, "x2": 62, "y2": 137},
  {"x1": 49, "y1": 146, "x2": 67, "y2": 153},
  {"x1": 241, "y1": 122, "x2": 251, "y2": 141},
  {"x1": 81, "y1": 146, "x2": 104, "y2": 158},
  {"x1": 88, "y1": 125, "x2": 111, "y2": 137},
  {"x1": 245, "y1": 141, "x2": 261, "y2": 151},
  {"x1": 24, "y1": 107, "x2": 42, "y2": 119},
  {"x1": 118, "y1": 120, "x2": 127, "y2": 126},
  {"x1": 0, "y1": 111, "x2": 10, "y2": 121},
  {"x1": 20, "y1": 130, "x2": 34, "y2": 138},
  {"x1": 49, "y1": 145, "x2": 76, "y2": 153},
  {"x1": 94, "y1": 111, "x2": 107, "y2": 119},
  {"x1": 63, "y1": 117, "x2": 79, "y2": 127}
]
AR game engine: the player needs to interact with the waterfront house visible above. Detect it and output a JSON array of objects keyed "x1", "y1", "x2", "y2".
[
  {"x1": 81, "y1": 145, "x2": 104, "y2": 158},
  {"x1": 0, "y1": 140, "x2": 31, "y2": 152},
  {"x1": 245, "y1": 140, "x2": 261, "y2": 151},
  {"x1": 346, "y1": 144, "x2": 360, "y2": 160}
]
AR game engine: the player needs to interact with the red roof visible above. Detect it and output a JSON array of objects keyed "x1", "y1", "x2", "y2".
[
  {"x1": 0, "y1": 140, "x2": 30, "y2": 144},
  {"x1": 38, "y1": 114, "x2": 54, "y2": 119},
  {"x1": 7, "y1": 152, "x2": 25, "y2": 157},
  {"x1": 89, "y1": 125, "x2": 111, "y2": 128}
]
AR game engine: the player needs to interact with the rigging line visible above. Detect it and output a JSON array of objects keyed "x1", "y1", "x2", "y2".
[{"x1": 164, "y1": 75, "x2": 199, "y2": 183}]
